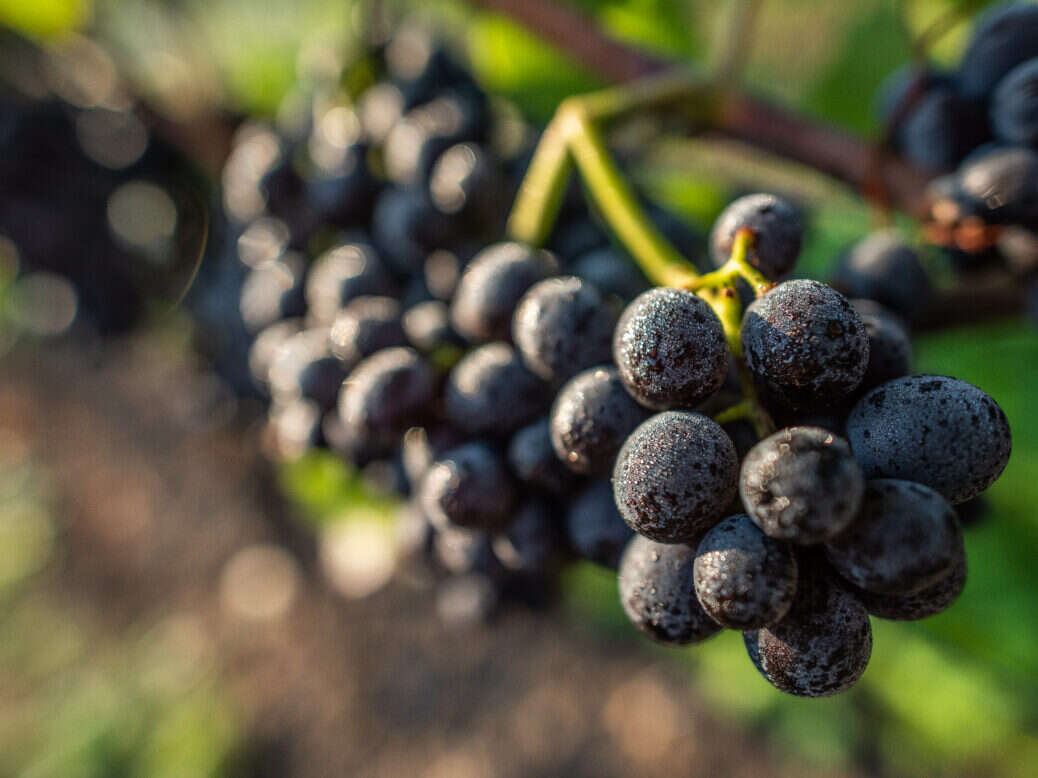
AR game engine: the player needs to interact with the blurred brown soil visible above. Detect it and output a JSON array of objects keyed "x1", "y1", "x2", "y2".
[{"x1": 0, "y1": 333, "x2": 868, "y2": 778}]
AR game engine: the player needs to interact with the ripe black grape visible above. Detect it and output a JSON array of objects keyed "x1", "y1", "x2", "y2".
[
  {"x1": 428, "y1": 142, "x2": 505, "y2": 228},
  {"x1": 507, "y1": 417, "x2": 580, "y2": 497},
  {"x1": 832, "y1": 231, "x2": 931, "y2": 320},
  {"x1": 450, "y1": 241, "x2": 558, "y2": 342},
  {"x1": 693, "y1": 514, "x2": 798, "y2": 630},
  {"x1": 956, "y1": 146, "x2": 1038, "y2": 228},
  {"x1": 741, "y1": 280, "x2": 869, "y2": 408},
  {"x1": 744, "y1": 561, "x2": 872, "y2": 697},
  {"x1": 248, "y1": 318, "x2": 303, "y2": 391},
  {"x1": 846, "y1": 375, "x2": 1012, "y2": 504},
  {"x1": 613, "y1": 287, "x2": 729, "y2": 410},
  {"x1": 740, "y1": 426, "x2": 864, "y2": 544},
  {"x1": 991, "y1": 58, "x2": 1038, "y2": 145},
  {"x1": 613, "y1": 411, "x2": 738, "y2": 544},
  {"x1": 855, "y1": 542, "x2": 967, "y2": 621},
  {"x1": 239, "y1": 252, "x2": 307, "y2": 333},
  {"x1": 852, "y1": 303, "x2": 913, "y2": 394},
  {"x1": 618, "y1": 535, "x2": 722, "y2": 646},
  {"x1": 709, "y1": 193, "x2": 803, "y2": 280},
  {"x1": 268, "y1": 328, "x2": 346, "y2": 411},
  {"x1": 328, "y1": 296, "x2": 407, "y2": 366},
  {"x1": 565, "y1": 480, "x2": 634, "y2": 569},
  {"x1": 512, "y1": 276, "x2": 618, "y2": 382},
  {"x1": 419, "y1": 442, "x2": 516, "y2": 530},
  {"x1": 401, "y1": 300, "x2": 465, "y2": 353},
  {"x1": 445, "y1": 342, "x2": 550, "y2": 436},
  {"x1": 569, "y1": 247, "x2": 650, "y2": 302},
  {"x1": 550, "y1": 366, "x2": 649, "y2": 475},
  {"x1": 825, "y1": 479, "x2": 964, "y2": 594},
  {"x1": 956, "y1": 2, "x2": 1038, "y2": 100},
  {"x1": 305, "y1": 240, "x2": 396, "y2": 325},
  {"x1": 338, "y1": 346, "x2": 436, "y2": 440},
  {"x1": 491, "y1": 498, "x2": 562, "y2": 573},
  {"x1": 898, "y1": 89, "x2": 989, "y2": 173},
  {"x1": 371, "y1": 187, "x2": 453, "y2": 275}
]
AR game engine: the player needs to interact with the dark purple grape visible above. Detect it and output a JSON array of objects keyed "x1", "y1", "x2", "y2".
[
  {"x1": 428, "y1": 142, "x2": 506, "y2": 229},
  {"x1": 507, "y1": 418, "x2": 580, "y2": 497},
  {"x1": 268, "y1": 328, "x2": 346, "y2": 411},
  {"x1": 450, "y1": 241, "x2": 557, "y2": 342},
  {"x1": 549, "y1": 366, "x2": 649, "y2": 475},
  {"x1": 709, "y1": 193, "x2": 803, "y2": 280},
  {"x1": 991, "y1": 58, "x2": 1038, "y2": 145},
  {"x1": 825, "y1": 479, "x2": 964, "y2": 594},
  {"x1": 565, "y1": 480, "x2": 634, "y2": 569},
  {"x1": 401, "y1": 300, "x2": 466, "y2": 353},
  {"x1": 854, "y1": 542, "x2": 967, "y2": 621},
  {"x1": 741, "y1": 280, "x2": 869, "y2": 408},
  {"x1": 744, "y1": 561, "x2": 871, "y2": 697},
  {"x1": 619, "y1": 535, "x2": 722, "y2": 646},
  {"x1": 338, "y1": 347, "x2": 436, "y2": 440},
  {"x1": 899, "y1": 89, "x2": 990, "y2": 173},
  {"x1": 693, "y1": 514, "x2": 798, "y2": 630},
  {"x1": 832, "y1": 231, "x2": 931, "y2": 320},
  {"x1": 846, "y1": 375, "x2": 1012, "y2": 504},
  {"x1": 328, "y1": 296, "x2": 407, "y2": 366},
  {"x1": 956, "y1": 146, "x2": 1038, "y2": 229},
  {"x1": 740, "y1": 426, "x2": 864, "y2": 544},
  {"x1": 304, "y1": 240, "x2": 396, "y2": 325},
  {"x1": 371, "y1": 188, "x2": 453, "y2": 276},
  {"x1": 512, "y1": 277, "x2": 618, "y2": 382},
  {"x1": 613, "y1": 411, "x2": 738, "y2": 544},
  {"x1": 613, "y1": 287, "x2": 729, "y2": 410},
  {"x1": 491, "y1": 498, "x2": 563, "y2": 573},
  {"x1": 956, "y1": 3, "x2": 1038, "y2": 100},
  {"x1": 444, "y1": 342, "x2": 550, "y2": 436},
  {"x1": 853, "y1": 305, "x2": 912, "y2": 394},
  {"x1": 570, "y1": 247, "x2": 650, "y2": 302},
  {"x1": 266, "y1": 398, "x2": 323, "y2": 460},
  {"x1": 419, "y1": 442, "x2": 516, "y2": 530},
  {"x1": 239, "y1": 252, "x2": 307, "y2": 333},
  {"x1": 248, "y1": 318, "x2": 303, "y2": 391}
]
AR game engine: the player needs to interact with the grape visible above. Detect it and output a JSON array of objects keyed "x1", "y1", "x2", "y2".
[
  {"x1": 239, "y1": 252, "x2": 307, "y2": 333},
  {"x1": 338, "y1": 346, "x2": 436, "y2": 440},
  {"x1": 613, "y1": 411, "x2": 738, "y2": 543},
  {"x1": 428, "y1": 142, "x2": 505, "y2": 228},
  {"x1": 832, "y1": 231, "x2": 931, "y2": 320},
  {"x1": 744, "y1": 560, "x2": 871, "y2": 697},
  {"x1": 740, "y1": 426, "x2": 864, "y2": 544},
  {"x1": 305, "y1": 239, "x2": 396, "y2": 325},
  {"x1": 328, "y1": 296, "x2": 407, "y2": 366},
  {"x1": 613, "y1": 287, "x2": 729, "y2": 410},
  {"x1": 266, "y1": 398, "x2": 323, "y2": 460},
  {"x1": 419, "y1": 442, "x2": 516, "y2": 530},
  {"x1": 433, "y1": 524, "x2": 501, "y2": 576},
  {"x1": 956, "y1": 2, "x2": 1038, "y2": 100},
  {"x1": 357, "y1": 82, "x2": 406, "y2": 144},
  {"x1": 693, "y1": 514, "x2": 798, "y2": 630},
  {"x1": 570, "y1": 248, "x2": 650, "y2": 302},
  {"x1": 853, "y1": 304, "x2": 913, "y2": 394},
  {"x1": 423, "y1": 246, "x2": 471, "y2": 301},
  {"x1": 565, "y1": 480, "x2": 634, "y2": 569},
  {"x1": 846, "y1": 375, "x2": 1012, "y2": 504},
  {"x1": 385, "y1": 25, "x2": 475, "y2": 104},
  {"x1": 236, "y1": 216, "x2": 290, "y2": 268},
  {"x1": 709, "y1": 193, "x2": 803, "y2": 280},
  {"x1": 401, "y1": 300, "x2": 466, "y2": 353},
  {"x1": 268, "y1": 328, "x2": 346, "y2": 411},
  {"x1": 549, "y1": 366, "x2": 649, "y2": 475},
  {"x1": 445, "y1": 342, "x2": 550, "y2": 436},
  {"x1": 371, "y1": 188, "x2": 453, "y2": 275},
  {"x1": 991, "y1": 58, "x2": 1038, "y2": 145},
  {"x1": 741, "y1": 280, "x2": 869, "y2": 408},
  {"x1": 491, "y1": 498, "x2": 563, "y2": 573},
  {"x1": 450, "y1": 241, "x2": 558, "y2": 342},
  {"x1": 956, "y1": 146, "x2": 1038, "y2": 228},
  {"x1": 618, "y1": 535, "x2": 722, "y2": 645},
  {"x1": 512, "y1": 277, "x2": 618, "y2": 382},
  {"x1": 507, "y1": 418, "x2": 580, "y2": 497},
  {"x1": 248, "y1": 318, "x2": 303, "y2": 391},
  {"x1": 956, "y1": 495, "x2": 991, "y2": 529},
  {"x1": 855, "y1": 542, "x2": 967, "y2": 621},
  {"x1": 548, "y1": 217, "x2": 607, "y2": 261},
  {"x1": 899, "y1": 89, "x2": 989, "y2": 172},
  {"x1": 307, "y1": 142, "x2": 380, "y2": 228},
  {"x1": 875, "y1": 64, "x2": 953, "y2": 127},
  {"x1": 400, "y1": 424, "x2": 467, "y2": 490},
  {"x1": 825, "y1": 479, "x2": 964, "y2": 594}
]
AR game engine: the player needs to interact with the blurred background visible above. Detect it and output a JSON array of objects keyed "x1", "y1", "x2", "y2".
[{"x1": 1, "y1": 1, "x2": 1036, "y2": 776}]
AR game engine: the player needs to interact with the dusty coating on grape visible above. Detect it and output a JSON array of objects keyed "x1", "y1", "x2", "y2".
[
  {"x1": 612, "y1": 287, "x2": 728, "y2": 410},
  {"x1": 338, "y1": 346, "x2": 435, "y2": 435},
  {"x1": 744, "y1": 562, "x2": 872, "y2": 697},
  {"x1": 618, "y1": 535, "x2": 722, "y2": 646},
  {"x1": 740, "y1": 426, "x2": 865, "y2": 544},
  {"x1": 709, "y1": 193, "x2": 803, "y2": 280},
  {"x1": 613, "y1": 411, "x2": 738, "y2": 543},
  {"x1": 512, "y1": 276, "x2": 618, "y2": 382},
  {"x1": 741, "y1": 280, "x2": 869, "y2": 408},
  {"x1": 550, "y1": 366, "x2": 649, "y2": 475},
  {"x1": 693, "y1": 514, "x2": 798, "y2": 630},
  {"x1": 449, "y1": 241, "x2": 557, "y2": 342},
  {"x1": 507, "y1": 418, "x2": 579, "y2": 497},
  {"x1": 445, "y1": 342, "x2": 549, "y2": 436},
  {"x1": 846, "y1": 375, "x2": 1012, "y2": 504},
  {"x1": 855, "y1": 542, "x2": 967, "y2": 621},
  {"x1": 825, "y1": 479, "x2": 963, "y2": 594},
  {"x1": 419, "y1": 442, "x2": 516, "y2": 530},
  {"x1": 328, "y1": 296, "x2": 406, "y2": 366},
  {"x1": 565, "y1": 480, "x2": 634, "y2": 569}
]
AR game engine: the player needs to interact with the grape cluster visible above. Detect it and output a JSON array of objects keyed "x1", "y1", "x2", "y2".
[
  {"x1": 876, "y1": 3, "x2": 1038, "y2": 277},
  {"x1": 207, "y1": 26, "x2": 1013, "y2": 694}
]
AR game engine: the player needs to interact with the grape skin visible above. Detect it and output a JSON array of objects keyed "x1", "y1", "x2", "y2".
[
  {"x1": 565, "y1": 480, "x2": 634, "y2": 569},
  {"x1": 419, "y1": 442, "x2": 516, "y2": 531},
  {"x1": 832, "y1": 231, "x2": 931, "y2": 320},
  {"x1": 709, "y1": 193, "x2": 803, "y2": 280},
  {"x1": 445, "y1": 342, "x2": 550, "y2": 436}
]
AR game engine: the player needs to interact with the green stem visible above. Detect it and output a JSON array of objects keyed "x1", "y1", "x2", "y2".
[
  {"x1": 687, "y1": 229, "x2": 773, "y2": 296},
  {"x1": 506, "y1": 117, "x2": 574, "y2": 247},
  {"x1": 713, "y1": 398, "x2": 753, "y2": 426},
  {"x1": 564, "y1": 105, "x2": 700, "y2": 287}
]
